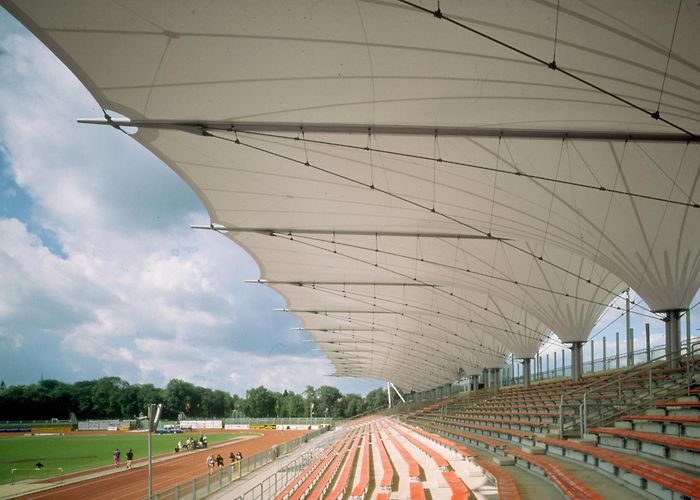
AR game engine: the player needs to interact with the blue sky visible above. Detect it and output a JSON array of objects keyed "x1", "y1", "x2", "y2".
[
  {"x1": 0, "y1": 9, "x2": 385, "y2": 396},
  {"x1": 1, "y1": 8, "x2": 698, "y2": 397}
]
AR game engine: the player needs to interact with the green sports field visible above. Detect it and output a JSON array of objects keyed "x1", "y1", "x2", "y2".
[{"x1": 0, "y1": 432, "x2": 246, "y2": 485}]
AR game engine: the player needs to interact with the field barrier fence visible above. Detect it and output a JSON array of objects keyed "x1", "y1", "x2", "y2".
[
  {"x1": 233, "y1": 447, "x2": 323, "y2": 500},
  {"x1": 10, "y1": 467, "x2": 64, "y2": 485},
  {"x1": 150, "y1": 426, "x2": 329, "y2": 500},
  {"x1": 222, "y1": 417, "x2": 333, "y2": 426}
]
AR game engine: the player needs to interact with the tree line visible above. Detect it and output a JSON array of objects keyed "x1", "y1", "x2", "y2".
[{"x1": 0, "y1": 377, "x2": 388, "y2": 421}]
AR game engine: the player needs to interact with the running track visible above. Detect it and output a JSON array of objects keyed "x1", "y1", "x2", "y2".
[{"x1": 17, "y1": 429, "x2": 309, "y2": 500}]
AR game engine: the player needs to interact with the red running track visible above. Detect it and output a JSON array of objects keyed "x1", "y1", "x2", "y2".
[{"x1": 17, "y1": 429, "x2": 309, "y2": 500}]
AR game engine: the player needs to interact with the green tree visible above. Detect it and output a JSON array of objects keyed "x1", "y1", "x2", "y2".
[
  {"x1": 201, "y1": 389, "x2": 234, "y2": 417},
  {"x1": 135, "y1": 383, "x2": 164, "y2": 416},
  {"x1": 118, "y1": 384, "x2": 142, "y2": 418},
  {"x1": 0, "y1": 384, "x2": 29, "y2": 420},
  {"x1": 277, "y1": 390, "x2": 306, "y2": 417},
  {"x1": 90, "y1": 377, "x2": 128, "y2": 418},
  {"x1": 303, "y1": 385, "x2": 317, "y2": 417},
  {"x1": 242, "y1": 386, "x2": 276, "y2": 417},
  {"x1": 343, "y1": 393, "x2": 366, "y2": 417},
  {"x1": 316, "y1": 385, "x2": 343, "y2": 418},
  {"x1": 365, "y1": 387, "x2": 388, "y2": 411},
  {"x1": 70, "y1": 380, "x2": 97, "y2": 418},
  {"x1": 164, "y1": 379, "x2": 201, "y2": 418}
]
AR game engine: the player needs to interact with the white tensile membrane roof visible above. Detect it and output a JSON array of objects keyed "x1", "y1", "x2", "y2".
[{"x1": 4, "y1": 0, "x2": 699, "y2": 391}]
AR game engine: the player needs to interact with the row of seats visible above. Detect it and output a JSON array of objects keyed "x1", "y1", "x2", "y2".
[
  {"x1": 276, "y1": 415, "x2": 515, "y2": 498},
  {"x1": 403, "y1": 364, "x2": 700, "y2": 500}
]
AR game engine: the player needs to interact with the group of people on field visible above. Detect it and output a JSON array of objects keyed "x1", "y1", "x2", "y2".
[
  {"x1": 207, "y1": 451, "x2": 243, "y2": 474},
  {"x1": 175, "y1": 434, "x2": 207, "y2": 452},
  {"x1": 112, "y1": 448, "x2": 134, "y2": 469},
  {"x1": 110, "y1": 436, "x2": 243, "y2": 475}
]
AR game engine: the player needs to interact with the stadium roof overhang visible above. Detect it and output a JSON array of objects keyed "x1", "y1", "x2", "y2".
[{"x1": 3, "y1": 0, "x2": 699, "y2": 391}]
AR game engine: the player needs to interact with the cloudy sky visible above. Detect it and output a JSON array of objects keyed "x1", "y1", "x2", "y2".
[
  {"x1": 1, "y1": 8, "x2": 698, "y2": 397},
  {"x1": 0, "y1": 9, "x2": 387, "y2": 396}
]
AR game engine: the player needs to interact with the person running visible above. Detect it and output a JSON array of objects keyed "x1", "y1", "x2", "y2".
[
  {"x1": 229, "y1": 451, "x2": 236, "y2": 464},
  {"x1": 113, "y1": 448, "x2": 121, "y2": 467},
  {"x1": 216, "y1": 454, "x2": 224, "y2": 469},
  {"x1": 126, "y1": 449, "x2": 134, "y2": 469},
  {"x1": 207, "y1": 453, "x2": 215, "y2": 474}
]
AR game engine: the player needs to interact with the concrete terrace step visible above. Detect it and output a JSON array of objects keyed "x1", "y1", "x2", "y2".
[
  {"x1": 539, "y1": 436, "x2": 700, "y2": 499},
  {"x1": 588, "y1": 426, "x2": 700, "y2": 467},
  {"x1": 407, "y1": 418, "x2": 639, "y2": 500}
]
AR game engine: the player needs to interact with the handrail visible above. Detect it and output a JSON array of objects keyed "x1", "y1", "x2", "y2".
[
  {"x1": 688, "y1": 341, "x2": 700, "y2": 391},
  {"x1": 559, "y1": 347, "x2": 676, "y2": 402},
  {"x1": 559, "y1": 341, "x2": 700, "y2": 437}
]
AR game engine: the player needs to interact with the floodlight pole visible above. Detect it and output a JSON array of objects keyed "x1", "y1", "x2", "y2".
[
  {"x1": 147, "y1": 404, "x2": 153, "y2": 500},
  {"x1": 147, "y1": 403, "x2": 163, "y2": 500}
]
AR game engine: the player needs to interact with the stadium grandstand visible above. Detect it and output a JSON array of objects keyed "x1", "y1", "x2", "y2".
[{"x1": 2, "y1": 0, "x2": 700, "y2": 498}]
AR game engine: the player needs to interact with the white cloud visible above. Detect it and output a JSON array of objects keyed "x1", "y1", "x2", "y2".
[{"x1": 0, "y1": 11, "x2": 381, "y2": 397}]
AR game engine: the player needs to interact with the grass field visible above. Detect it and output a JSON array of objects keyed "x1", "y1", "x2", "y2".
[{"x1": 0, "y1": 432, "x2": 248, "y2": 485}]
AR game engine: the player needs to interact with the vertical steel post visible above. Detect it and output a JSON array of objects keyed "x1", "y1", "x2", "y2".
[
  {"x1": 558, "y1": 396, "x2": 565, "y2": 437},
  {"x1": 562, "y1": 349, "x2": 566, "y2": 375},
  {"x1": 603, "y1": 337, "x2": 607, "y2": 370},
  {"x1": 687, "y1": 309, "x2": 691, "y2": 355},
  {"x1": 147, "y1": 404, "x2": 153, "y2": 500},
  {"x1": 554, "y1": 351, "x2": 557, "y2": 378},
  {"x1": 546, "y1": 353, "x2": 550, "y2": 379},
  {"x1": 626, "y1": 288, "x2": 633, "y2": 366},
  {"x1": 646, "y1": 323, "x2": 651, "y2": 362},
  {"x1": 590, "y1": 340, "x2": 594, "y2": 373},
  {"x1": 616, "y1": 332, "x2": 620, "y2": 369},
  {"x1": 582, "y1": 395, "x2": 587, "y2": 436},
  {"x1": 618, "y1": 375, "x2": 622, "y2": 399}
]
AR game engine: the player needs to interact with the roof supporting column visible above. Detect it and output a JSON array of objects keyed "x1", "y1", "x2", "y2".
[
  {"x1": 522, "y1": 358, "x2": 532, "y2": 388},
  {"x1": 571, "y1": 342, "x2": 584, "y2": 382},
  {"x1": 489, "y1": 368, "x2": 501, "y2": 393},
  {"x1": 663, "y1": 310, "x2": 683, "y2": 368}
]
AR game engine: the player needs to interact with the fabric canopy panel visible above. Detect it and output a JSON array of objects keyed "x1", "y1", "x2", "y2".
[{"x1": 4, "y1": 0, "x2": 699, "y2": 390}]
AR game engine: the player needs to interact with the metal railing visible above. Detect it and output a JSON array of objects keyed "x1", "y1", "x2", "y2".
[
  {"x1": 234, "y1": 448, "x2": 323, "y2": 500},
  {"x1": 405, "y1": 336, "x2": 699, "y2": 405},
  {"x1": 149, "y1": 426, "x2": 329, "y2": 500},
  {"x1": 558, "y1": 341, "x2": 700, "y2": 437}
]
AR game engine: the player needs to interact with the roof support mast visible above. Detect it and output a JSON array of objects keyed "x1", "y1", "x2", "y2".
[
  {"x1": 390, "y1": 382, "x2": 406, "y2": 403},
  {"x1": 78, "y1": 118, "x2": 699, "y2": 143}
]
